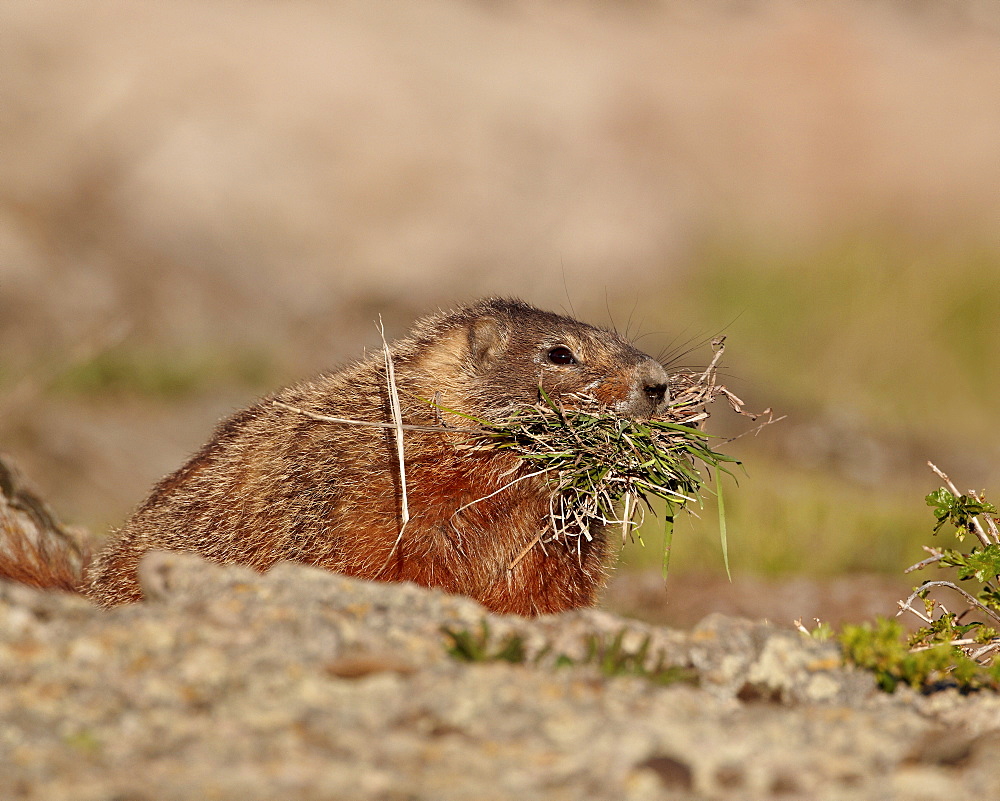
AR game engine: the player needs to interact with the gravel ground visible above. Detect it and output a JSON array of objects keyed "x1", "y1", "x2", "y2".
[{"x1": 4, "y1": 552, "x2": 1000, "y2": 801}]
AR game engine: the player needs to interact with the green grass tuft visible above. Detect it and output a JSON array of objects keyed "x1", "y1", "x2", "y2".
[
  {"x1": 838, "y1": 618, "x2": 1000, "y2": 693},
  {"x1": 473, "y1": 353, "x2": 754, "y2": 575},
  {"x1": 442, "y1": 622, "x2": 696, "y2": 686}
]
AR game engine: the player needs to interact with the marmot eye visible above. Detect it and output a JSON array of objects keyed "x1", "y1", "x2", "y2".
[{"x1": 547, "y1": 346, "x2": 577, "y2": 365}]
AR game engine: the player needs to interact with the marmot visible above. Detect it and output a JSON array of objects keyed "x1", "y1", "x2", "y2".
[{"x1": 79, "y1": 298, "x2": 672, "y2": 615}]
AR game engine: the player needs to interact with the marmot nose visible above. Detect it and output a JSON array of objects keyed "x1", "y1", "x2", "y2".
[
  {"x1": 644, "y1": 382, "x2": 668, "y2": 406},
  {"x1": 636, "y1": 360, "x2": 670, "y2": 415}
]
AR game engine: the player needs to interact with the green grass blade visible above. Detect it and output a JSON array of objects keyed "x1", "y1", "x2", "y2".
[
  {"x1": 716, "y1": 467, "x2": 731, "y2": 582},
  {"x1": 661, "y1": 509, "x2": 675, "y2": 580}
]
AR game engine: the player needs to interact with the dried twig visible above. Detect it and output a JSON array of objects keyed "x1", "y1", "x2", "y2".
[
  {"x1": 903, "y1": 546, "x2": 945, "y2": 574},
  {"x1": 379, "y1": 316, "x2": 409, "y2": 534},
  {"x1": 273, "y1": 402, "x2": 478, "y2": 435},
  {"x1": 899, "y1": 581, "x2": 1000, "y2": 627}
]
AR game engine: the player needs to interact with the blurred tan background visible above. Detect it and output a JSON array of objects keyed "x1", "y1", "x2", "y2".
[{"x1": 4, "y1": 0, "x2": 1000, "y2": 622}]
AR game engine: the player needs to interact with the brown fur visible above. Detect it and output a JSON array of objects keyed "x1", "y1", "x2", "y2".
[
  {"x1": 0, "y1": 518, "x2": 90, "y2": 592},
  {"x1": 80, "y1": 298, "x2": 671, "y2": 614},
  {"x1": 0, "y1": 455, "x2": 92, "y2": 592}
]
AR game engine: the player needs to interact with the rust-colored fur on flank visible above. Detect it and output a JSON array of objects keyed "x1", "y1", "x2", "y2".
[{"x1": 85, "y1": 298, "x2": 672, "y2": 614}]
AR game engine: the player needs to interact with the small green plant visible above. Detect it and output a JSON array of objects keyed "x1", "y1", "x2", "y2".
[
  {"x1": 839, "y1": 618, "x2": 999, "y2": 693},
  {"x1": 442, "y1": 623, "x2": 697, "y2": 686},
  {"x1": 796, "y1": 619, "x2": 834, "y2": 642},
  {"x1": 442, "y1": 621, "x2": 527, "y2": 664},
  {"x1": 926, "y1": 486, "x2": 998, "y2": 537},
  {"x1": 833, "y1": 464, "x2": 1000, "y2": 692},
  {"x1": 556, "y1": 629, "x2": 698, "y2": 685}
]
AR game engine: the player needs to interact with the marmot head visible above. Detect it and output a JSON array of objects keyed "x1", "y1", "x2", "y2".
[{"x1": 407, "y1": 298, "x2": 670, "y2": 421}]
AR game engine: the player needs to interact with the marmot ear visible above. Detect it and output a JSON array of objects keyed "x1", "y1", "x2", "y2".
[{"x1": 467, "y1": 316, "x2": 509, "y2": 370}]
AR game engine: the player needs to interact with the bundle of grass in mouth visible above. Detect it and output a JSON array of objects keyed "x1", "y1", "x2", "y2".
[
  {"x1": 277, "y1": 335, "x2": 765, "y2": 577},
  {"x1": 469, "y1": 338, "x2": 764, "y2": 575}
]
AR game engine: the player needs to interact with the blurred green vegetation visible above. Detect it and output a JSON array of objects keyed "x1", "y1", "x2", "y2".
[
  {"x1": 46, "y1": 347, "x2": 277, "y2": 399},
  {"x1": 622, "y1": 234, "x2": 1000, "y2": 579},
  {"x1": 686, "y1": 236, "x2": 1000, "y2": 439},
  {"x1": 620, "y1": 464, "x2": 929, "y2": 578}
]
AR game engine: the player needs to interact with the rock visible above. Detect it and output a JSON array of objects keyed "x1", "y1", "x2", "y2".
[{"x1": 2, "y1": 552, "x2": 999, "y2": 800}]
